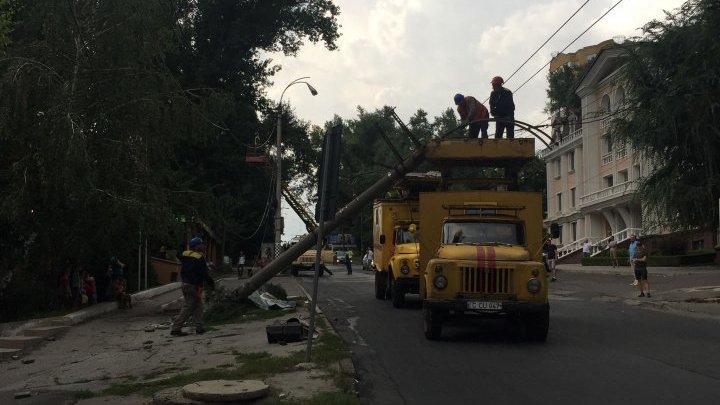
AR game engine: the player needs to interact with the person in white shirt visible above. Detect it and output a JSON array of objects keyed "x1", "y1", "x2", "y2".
[{"x1": 582, "y1": 241, "x2": 591, "y2": 258}]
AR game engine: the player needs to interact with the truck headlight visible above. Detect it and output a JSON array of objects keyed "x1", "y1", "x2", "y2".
[
  {"x1": 433, "y1": 275, "x2": 448, "y2": 290},
  {"x1": 414, "y1": 259, "x2": 420, "y2": 269},
  {"x1": 527, "y1": 278, "x2": 542, "y2": 294},
  {"x1": 400, "y1": 264, "x2": 410, "y2": 274}
]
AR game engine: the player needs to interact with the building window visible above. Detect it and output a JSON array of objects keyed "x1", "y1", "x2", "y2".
[
  {"x1": 556, "y1": 192, "x2": 562, "y2": 212},
  {"x1": 553, "y1": 158, "x2": 561, "y2": 179},
  {"x1": 570, "y1": 187, "x2": 576, "y2": 207},
  {"x1": 571, "y1": 222, "x2": 577, "y2": 241},
  {"x1": 618, "y1": 169, "x2": 628, "y2": 183},
  {"x1": 602, "y1": 136, "x2": 613, "y2": 153},
  {"x1": 558, "y1": 224, "x2": 563, "y2": 244},
  {"x1": 604, "y1": 175, "x2": 614, "y2": 188},
  {"x1": 568, "y1": 150, "x2": 575, "y2": 172},
  {"x1": 633, "y1": 164, "x2": 641, "y2": 180}
]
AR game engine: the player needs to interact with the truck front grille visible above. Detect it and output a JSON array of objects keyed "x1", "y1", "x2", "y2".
[{"x1": 461, "y1": 267, "x2": 514, "y2": 294}]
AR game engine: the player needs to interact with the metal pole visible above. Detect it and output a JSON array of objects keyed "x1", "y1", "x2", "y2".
[
  {"x1": 137, "y1": 228, "x2": 141, "y2": 292},
  {"x1": 305, "y1": 133, "x2": 332, "y2": 362},
  {"x1": 144, "y1": 238, "x2": 148, "y2": 290},
  {"x1": 275, "y1": 113, "x2": 283, "y2": 259}
]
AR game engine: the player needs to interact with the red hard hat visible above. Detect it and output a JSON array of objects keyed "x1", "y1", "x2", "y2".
[{"x1": 491, "y1": 76, "x2": 504, "y2": 84}]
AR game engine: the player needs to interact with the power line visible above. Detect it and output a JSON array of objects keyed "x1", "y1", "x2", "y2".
[
  {"x1": 513, "y1": 0, "x2": 626, "y2": 95},
  {"x1": 504, "y1": 0, "x2": 592, "y2": 86}
]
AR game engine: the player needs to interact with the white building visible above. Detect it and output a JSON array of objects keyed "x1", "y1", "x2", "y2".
[{"x1": 540, "y1": 47, "x2": 644, "y2": 259}]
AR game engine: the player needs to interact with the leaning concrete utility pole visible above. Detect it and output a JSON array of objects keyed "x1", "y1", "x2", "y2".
[
  {"x1": 233, "y1": 117, "x2": 551, "y2": 301},
  {"x1": 233, "y1": 145, "x2": 427, "y2": 301}
]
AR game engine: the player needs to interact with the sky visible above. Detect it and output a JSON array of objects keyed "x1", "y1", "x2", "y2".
[{"x1": 266, "y1": 0, "x2": 688, "y2": 242}]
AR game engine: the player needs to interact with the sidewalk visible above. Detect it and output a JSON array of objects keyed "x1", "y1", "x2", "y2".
[
  {"x1": 0, "y1": 271, "x2": 355, "y2": 404},
  {"x1": 554, "y1": 263, "x2": 720, "y2": 319}
]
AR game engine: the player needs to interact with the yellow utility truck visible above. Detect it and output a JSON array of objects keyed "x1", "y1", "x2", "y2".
[
  {"x1": 372, "y1": 200, "x2": 420, "y2": 307},
  {"x1": 289, "y1": 235, "x2": 334, "y2": 276},
  {"x1": 418, "y1": 138, "x2": 549, "y2": 341}
]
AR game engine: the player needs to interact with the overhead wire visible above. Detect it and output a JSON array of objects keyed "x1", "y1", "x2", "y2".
[
  {"x1": 512, "y1": 0, "x2": 626, "y2": 95},
  {"x1": 503, "y1": 0, "x2": 592, "y2": 87}
]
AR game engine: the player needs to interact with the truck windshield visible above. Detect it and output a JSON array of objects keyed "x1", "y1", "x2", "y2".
[
  {"x1": 442, "y1": 221, "x2": 524, "y2": 245},
  {"x1": 395, "y1": 227, "x2": 419, "y2": 245}
]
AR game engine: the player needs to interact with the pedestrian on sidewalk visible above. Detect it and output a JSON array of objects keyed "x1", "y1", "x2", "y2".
[
  {"x1": 544, "y1": 239, "x2": 558, "y2": 281},
  {"x1": 237, "y1": 251, "x2": 246, "y2": 279},
  {"x1": 632, "y1": 240, "x2": 650, "y2": 297},
  {"x1": 608, "y1": 236, "x2": 619, "y2": 268},
  {"x1": 82, "y1": 270, "x2": 97, "y2": 305},
  {"x1": 582, "y1": 240, "x2": 591, "y2": 258},
  {"x1": 628, "y1": 234, "x2": 639, "y2": 286},
  {"x1": 171, "y1": 237, "x2": 215, "y2": 337},
  {"x1": 345, "y1": 250, "x2": 353, "y2": 275}
]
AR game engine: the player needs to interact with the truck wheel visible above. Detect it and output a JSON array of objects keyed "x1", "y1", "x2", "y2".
[
  {"x1": 524, "y1": 308, "x2": 549, "y2": 342},
  {"x1": 391, "y1": 278, "x2": 405, "y2": 308},
  {"x1": 423, "y1": 307, "x2": 442, "y2": 340},
  {"x1": 291, "y1": 266, "x2": 299, "y2": 277},
  {"x1": 374, "y1": 271, "x2": 387, "y2": 300}
]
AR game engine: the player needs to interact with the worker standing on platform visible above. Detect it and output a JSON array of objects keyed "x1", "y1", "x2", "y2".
[
  {"x1": 454, "y1": 93, "x2": 490, "y2": 138},
  {"x1": 489, "y1": 76, "x2": 515, "y2": 139}
]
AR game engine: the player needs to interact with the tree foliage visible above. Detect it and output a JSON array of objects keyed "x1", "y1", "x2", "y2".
[
  {"x1": 611, "y1": 0, "x2": 720, "y2": 232},
  {"x1": 0, "y1": 0, "x2": 339, "y2": 320},
  {"x1": 544, "y1": 63, "x2": 586, "y2": 115}
]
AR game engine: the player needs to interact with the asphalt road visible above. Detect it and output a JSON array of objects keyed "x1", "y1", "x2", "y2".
[{"x1": 297, "y1": 265, "x2": 720, "y2": 405}]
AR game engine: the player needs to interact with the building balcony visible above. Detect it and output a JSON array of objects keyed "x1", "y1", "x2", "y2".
[
  {"x1": 579, "y1": 181, "x2": 637, "y2": 208},
  {"x1": 538, "y1": 127, "x2": 582, "y2": 160},
  {"x1": 615, "y1": 147, "x2": 627, "y2": 159},
  {"x1": 602, "y1": 152, "x2": 613, "y2": 165},
  {"x1": 601, "y1": 116, "x2": 610, "y2": 133}
]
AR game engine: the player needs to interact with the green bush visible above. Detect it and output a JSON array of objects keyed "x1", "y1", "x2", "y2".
[{"x1": 657, "y1": 236, "x2": 688, "y2": 255}]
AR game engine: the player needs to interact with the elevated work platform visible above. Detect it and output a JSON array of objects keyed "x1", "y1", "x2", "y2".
[{"x1": 424, "y1": 138, "x2": 535, "y2": 167}]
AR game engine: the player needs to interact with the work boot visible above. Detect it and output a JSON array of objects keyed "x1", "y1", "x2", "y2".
[
  {"x1": 170, "y1": 330, "x2": 189, "y2": 337},
  {"x1": 196, "y1": 327, "x2": 206, "y2": 335}
]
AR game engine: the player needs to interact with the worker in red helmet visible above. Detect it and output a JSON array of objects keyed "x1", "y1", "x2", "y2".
[
  {"x1": 489, "y1": 76, "x2": 515, "y2": 139},
  {"x1": 453, "y1": 93, "x2": 489, "y2": 138}
]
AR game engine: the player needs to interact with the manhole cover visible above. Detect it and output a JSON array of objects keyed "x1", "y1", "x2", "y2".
[{"x1": 183, "y1": 380, "x2": 269, "y2": 402}]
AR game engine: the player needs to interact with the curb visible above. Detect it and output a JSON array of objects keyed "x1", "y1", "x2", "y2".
[
  {"x1": 1, "y1": 283, "x2": 183, "y2": 336},
  {"x1": 291, "y1": 276, "x2": 357, "y2": 384}
]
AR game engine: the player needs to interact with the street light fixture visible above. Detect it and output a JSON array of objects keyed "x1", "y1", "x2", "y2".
[{"x1": 275, "y1": 76, "x2": 318, "y2": 258}]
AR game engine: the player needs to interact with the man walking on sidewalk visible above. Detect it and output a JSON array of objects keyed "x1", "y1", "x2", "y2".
[
  {"x1": 628, "y1": 234, "x2": 639, "y2": 286},
  {"x1": 171, "y1": 237, "x2": 215, "y2": 336}
]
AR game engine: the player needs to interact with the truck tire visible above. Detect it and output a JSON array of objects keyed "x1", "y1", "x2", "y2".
[
  {"x1": 374, "y1": 271, "x2": 387, "y2": 300},
  {"x1": 524, "y1": 308, "x2": 549, "y2": 342},
  {"x1": 391, "y1": 277, "x2": 405, "y2": 308},
  {"x1": 423, "y1": 307, "x2": 442, "y2": 340},
  {"x1": 291, "y1": 266, "x2": 299, "y2": 277}
]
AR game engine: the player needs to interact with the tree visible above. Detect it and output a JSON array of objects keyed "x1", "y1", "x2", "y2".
[
  {"x1": 544, "y1": 63, "x2": 585, "y2": 116},
  {"x1": 611, "y1": 0, "x2": 720, "y2": 232},
  {"x1": 0, "y1": 0, "x2": 340, "y2": 320}
]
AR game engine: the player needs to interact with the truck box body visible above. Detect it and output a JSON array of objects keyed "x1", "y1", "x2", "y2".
[
  {"x1": 372, "y1": 199, "x2": 421, "y2": 305},
  {"x1": 372, "y1": 200, "x2": 419, "y2": 272}
]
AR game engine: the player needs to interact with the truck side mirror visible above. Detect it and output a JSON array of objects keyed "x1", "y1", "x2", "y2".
[
  {"x1": 379, "y1": 235, "x2": 385, "y2": 245},
  {"x1": 550, "y1": 223, "x2": 560, "y2": 238}
]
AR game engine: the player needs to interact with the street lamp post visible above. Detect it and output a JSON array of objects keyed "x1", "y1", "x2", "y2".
[{"x1": 275, "y1": 77, "x2": 318, "y2": 258}]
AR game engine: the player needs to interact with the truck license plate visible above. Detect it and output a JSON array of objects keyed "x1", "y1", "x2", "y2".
[{"x1": 467, "y1": 301, "x2": 502, "y2": 310}]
